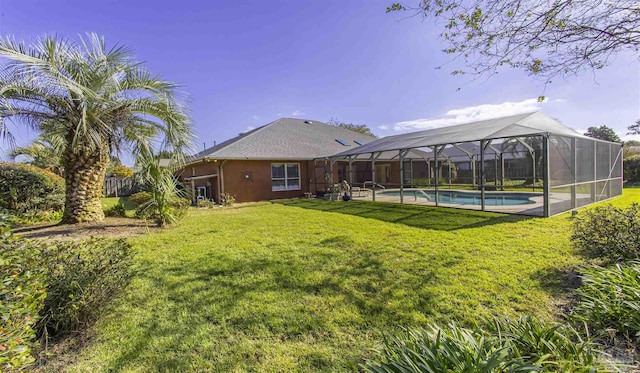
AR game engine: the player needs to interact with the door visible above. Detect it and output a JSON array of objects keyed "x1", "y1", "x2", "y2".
[{"x1": 375, "y1": 164, "x2": 391, "y2": 184}]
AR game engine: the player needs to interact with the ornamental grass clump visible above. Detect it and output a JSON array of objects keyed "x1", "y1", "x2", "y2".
[
  {"x1": 571, "y1": 262, "x2": 640, "y2": 348},
  {"x1": 362, "y1": 317, "x2": 611, "y2": 372}
]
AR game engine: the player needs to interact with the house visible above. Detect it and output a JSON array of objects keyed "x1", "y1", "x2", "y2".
[{"x1": 178, "y1": 118, "x2": 377, "y2": 203}]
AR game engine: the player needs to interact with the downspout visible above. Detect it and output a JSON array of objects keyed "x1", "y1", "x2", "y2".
[
  {"x1": 191, "y1": 179, "x2": 196, "y2": 205},
  {"x1": 218, "y1": 160, "x2": 228, "y2": 206}
]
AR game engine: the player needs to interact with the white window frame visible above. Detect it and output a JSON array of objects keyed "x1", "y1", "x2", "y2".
[{"x1": 271, "y1": 163, "x2": 301, "y2": 191}]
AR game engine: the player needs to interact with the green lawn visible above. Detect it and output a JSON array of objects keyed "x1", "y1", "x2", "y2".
[
  {"x1": 101, "y1": 197, "x2": 136, "y2": 217},
  {"x1": 65, "y1": 189, "x2": 639, "y2": 372}
]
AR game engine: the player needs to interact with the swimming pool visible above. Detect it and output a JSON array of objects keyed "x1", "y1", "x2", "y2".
[{"x1": 378, "y1": 190, "x2": 538, "y2": 206}]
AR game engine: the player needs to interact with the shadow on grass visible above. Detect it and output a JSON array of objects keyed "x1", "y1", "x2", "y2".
[
  {"x1": 101, "y1": 242, "x2": 445, "y2": 372},
  {"x1": 275, "y1": 198, "x2": 531, "y2": 231},
  {"x1": 529, "y1": 266, "x2": 583, "y2": 316}
]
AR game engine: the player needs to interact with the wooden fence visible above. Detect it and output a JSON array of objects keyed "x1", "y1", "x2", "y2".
[{"x1": 103, "y1": 177, "x2": 139, "y2": 197}]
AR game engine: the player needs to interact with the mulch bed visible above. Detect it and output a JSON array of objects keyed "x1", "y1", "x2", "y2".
[{"x1": 13, "y1": 217, "x2": 162, "y2": 240}]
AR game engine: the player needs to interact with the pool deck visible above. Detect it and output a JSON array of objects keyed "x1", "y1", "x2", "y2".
[{"x1": 350, "y1": 188, "x2": 547, "y2": 215}]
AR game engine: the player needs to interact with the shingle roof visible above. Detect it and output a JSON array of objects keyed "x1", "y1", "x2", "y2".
[
  {"x1": 190, "y1": 118, "x2": 377, "y2": 161},
  {"x1": 331, "y1": 112, "x2": 602, "y2": 158}
]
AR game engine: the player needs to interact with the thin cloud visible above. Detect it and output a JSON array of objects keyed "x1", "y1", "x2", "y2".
[
  {"x1": 393, "y1": 98, "x2": 549, "y2": 132},
  {"x1": 252, "y1": 115, "x2": 259, "y2": 120},
  {"x1": 291, "y1": 110, "x2": 305, "y2": 117}
]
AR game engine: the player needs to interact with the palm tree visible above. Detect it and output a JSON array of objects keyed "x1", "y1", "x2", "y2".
[
  {"x1": 0, "y1": 34, "x2": 193, "y2": 223},
  {"x1": 134, "y1": 150, "x2": 188, "y2": 227},
  {"x1": 9, "y1": 134, "x2": 64, "y2": 176}
]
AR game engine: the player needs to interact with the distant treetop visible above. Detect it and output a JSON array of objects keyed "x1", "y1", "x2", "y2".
[
  {"x1": 584, "y1": 125, "x2": 621, "y2": 143},
  {"x1": 328, "y1": 118, "x2": 377, "y2": 137}
]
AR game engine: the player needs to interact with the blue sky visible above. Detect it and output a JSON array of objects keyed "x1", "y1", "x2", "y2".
[{"x1": 1, "y1": 0, "x2": 639, "y2": 164}]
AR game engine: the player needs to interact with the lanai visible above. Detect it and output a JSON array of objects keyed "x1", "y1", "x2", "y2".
[{"x1": 328, "y1": 112, "x2": 623, "y2": 217}]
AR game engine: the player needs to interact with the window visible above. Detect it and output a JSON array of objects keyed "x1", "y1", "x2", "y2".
[
  {"x1": 335, "y1": 139, "x2": 350, "y2": 146},
  {"x1": 271, "y1": 163, "x2": 301, "y2": 191}
]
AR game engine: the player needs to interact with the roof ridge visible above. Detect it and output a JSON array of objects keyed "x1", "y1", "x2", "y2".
[{"x1": 194, "y1": 118, "x2": 284, "y2": 159}]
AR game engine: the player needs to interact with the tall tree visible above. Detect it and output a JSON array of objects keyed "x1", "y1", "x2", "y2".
[
  {"x1": 0, "y1": 34, "x2": 193, "y2": 223},
  {"x1": 584, "y1": 126, "x2": 621, "y2": 142},
  {"x1": 628, "y1": 119, "x2": 640, "y2": 136},
  {"x1": 387, "y1": 1, "x2": 639, "y2": 82},
  {"x1": 328, "y1": 118, "x2": 377, "y2": 137}
]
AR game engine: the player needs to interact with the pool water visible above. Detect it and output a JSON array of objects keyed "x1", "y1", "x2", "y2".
[{"x1": 378, "y1": 190, "x2": 537, "y2": 206}]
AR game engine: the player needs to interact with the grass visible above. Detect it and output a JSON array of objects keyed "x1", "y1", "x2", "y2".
[
  {"x1": 101, "y1": 197, "x2": 136, "y2": 217},
  {"x1": 61, "y1": 189, "x2": 640, "y2": 372}
]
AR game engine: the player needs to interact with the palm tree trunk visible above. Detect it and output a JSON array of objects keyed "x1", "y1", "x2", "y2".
[{"x1": 60, "y1": 145, "x2": 110, "y2": 224}]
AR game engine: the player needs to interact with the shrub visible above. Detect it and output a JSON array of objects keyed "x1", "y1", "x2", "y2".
[
  {"x1": 220, "y1": 193, "x2": 236, "y2": 206},
  {"x1": 0, "y1": 228, "x2": 46, "y2": 371},
  {"x1": 362, "y1": 317, "x2": 610, "y2": 372},
  {"x1": 104, "y1": 202, "x2": 127, "y2": 217},
  {"x1": 0, "y1": 163, "x2": 65, "y2": 219},
  {"x1": 572, "y1": 203, "x2": 640, "y2": 263},
  {"x1": 197, "y1": 199, "x2": 217, "y2": 208},
  {"x1": 571, "y1": 262, "x2": 640, "y2": 346},
  {"x1": 623, "y1": 154, "x2": 640, "y2": 183},
  {"x1": 129, "y1": 191, "x2": 152, "y2": 208},
  {"x1": 132, "y1": 191, "x2": 189, "y2": 224},
  {"x1": 134, "y1": 154, "x2": 190, "y2": 226},
  {"x1": 36, "y1": 238, "x2": 135, "y2": 340}
]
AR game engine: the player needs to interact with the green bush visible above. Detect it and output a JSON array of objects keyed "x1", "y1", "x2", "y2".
[
  {"x1": 36, "y1": 238, "x2": 135, "y2": 340},
  {"x1": 0, "y1": 228, "x2": 46, "y2": 371},
  {"x1": 131, "y1": 191, "x2": 189, "y2": 225},
  {"x1": 197, "y1": 199, "x2": 217, "y2": 208},
  {"x1": 0, "y1": 163, "x2": 65, "y2": 219},
  {"x1": 572, "y1": 203, "x2": 640, "y2": 263},
  {"x1": 571, "y1": 262, "x2": 640, "y2": 346},
  {"x1": 129, "y1": 191, "x2": 152, "y2": 208},
  {"x1": 624, "y1": 154, "x2": 640, "y2": 183},
  {"x1": 362, "y1": 317, "x2": 610, "y2": 372},
  {"x1": 220, "y1": 193, "x2": 236, "y2": 206},
  {"x1": 104, "y1": 202, "x2": 127, "y2": 217}
]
